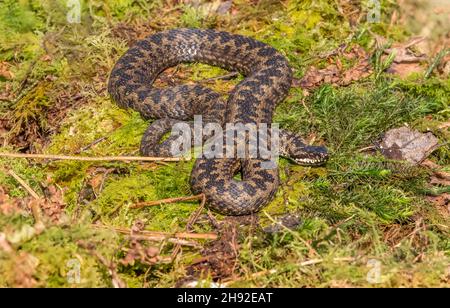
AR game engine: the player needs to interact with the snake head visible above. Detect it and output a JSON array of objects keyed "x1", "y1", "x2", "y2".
[{"x1": 290, "y1": 145, "x2": 329, "y2": 166}]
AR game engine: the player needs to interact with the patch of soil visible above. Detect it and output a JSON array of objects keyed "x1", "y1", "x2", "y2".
[{"x1": 295, "y1": 45, "x2": 372, "y2": 92}]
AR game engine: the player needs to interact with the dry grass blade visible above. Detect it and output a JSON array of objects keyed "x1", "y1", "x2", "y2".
[
  {"x1": 0, "y1": 152, "x2": 182, "y2": 162},
  {"x1": 5, "y1": 169, "x2": 45, "y2": 231},
  {"x1": 91, "y1": 224, "x2": 217, "y2": 240},
  {"x1": 6, "y1": 169, "x2": 40, "y2": 200}
]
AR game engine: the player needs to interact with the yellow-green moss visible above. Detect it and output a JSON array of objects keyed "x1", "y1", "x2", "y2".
[{"x1": 0, "y1": 0, "x2": 449, "y2": 287}]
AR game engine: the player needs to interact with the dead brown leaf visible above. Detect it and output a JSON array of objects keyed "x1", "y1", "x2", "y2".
[
  {"x1": 430, "y1": 173, "x2": 450, "y2": 187},
  {"x1": 378, "y1": 126, "x2": 439, "y2": 164},
  {"x1": 387, "y1": 62, "x2": 425, "y2": 79},
  {"x1": 421, "y1": 159, "x2": 450, "y2": 187},
  {"x1": 0, "y1": 181, "x2": 65, "y2": 224},
  {"x1": 385, "y1": 37, "x2": 428, "y2": 63},
  {"x1": 383, "y1": 37, "x2": 428, "y2": 78},
  {"x1": 427, "y1": 193, "x2": 450, "y2": 218},
  {"x1": 296, "y1": 45, "x2": 372, "y2": 91},
  {"x1": 40, "y1": 185, "x2": 66, "y2": 223},
  {"x1": 437, "y1": 121, "x2": 450, "y2": 130},
  {"x1": 439, "y1": 54, "x2": 450, "y2": 77},
  {"x1": 193, "y1": 0, "x2": 233, "y2": 16},
  {"x1": 420, "y1": 159, "x2": 450, "y2": 218}
]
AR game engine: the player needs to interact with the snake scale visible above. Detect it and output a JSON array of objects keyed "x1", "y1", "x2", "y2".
[{"x1": 108, "y1": 28, "x2": 328, "y2": 215}]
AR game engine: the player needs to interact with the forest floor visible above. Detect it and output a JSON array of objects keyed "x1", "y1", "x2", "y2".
[{"x1": 0, "y1": 0, "x2": 449, "y2": 287}]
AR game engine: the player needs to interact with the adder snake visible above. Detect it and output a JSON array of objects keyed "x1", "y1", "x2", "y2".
[{"x1": 108, "y1": 28, "x2": 328, "y2": 215}]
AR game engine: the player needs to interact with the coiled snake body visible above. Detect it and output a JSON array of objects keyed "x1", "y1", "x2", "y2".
[{"x1": 108, "y1": 28, "x2": 328, "y2": 215}]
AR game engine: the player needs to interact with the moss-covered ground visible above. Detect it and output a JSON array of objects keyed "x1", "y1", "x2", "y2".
[{"x1": 0, "y1": 0, "x2": 449, "y2": 287}]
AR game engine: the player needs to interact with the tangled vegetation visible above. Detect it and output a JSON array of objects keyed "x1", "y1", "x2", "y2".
[{"x1": 0, "y1": 0, "x2": 449, "y2": 287}]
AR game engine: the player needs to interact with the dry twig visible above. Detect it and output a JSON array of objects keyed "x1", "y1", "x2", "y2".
[
  {"x1": 91, "y1": 224, "x2": 217, "y2": 240},
  {"x1": 0, "y1": 152, "x2": 182, "y2": 162}
]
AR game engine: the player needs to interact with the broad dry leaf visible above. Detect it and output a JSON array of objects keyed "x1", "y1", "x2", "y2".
[
  {"x1": 379, "y1": 126, "x2": 439, "y2": 164},
  {"x1": 387, "y1": 62, "x2": 425, "y2": 78},
  {"x1": 383, "y1": 36, "x2": 428, "y2": 78}
]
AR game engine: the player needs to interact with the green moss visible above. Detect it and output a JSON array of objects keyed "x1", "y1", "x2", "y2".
[
  {"x1": 0, "y1": 153, "x2": 46, "y2": 198},
  {"x1": 0, "y1": 0, "x2": 448, "y2": 288}
]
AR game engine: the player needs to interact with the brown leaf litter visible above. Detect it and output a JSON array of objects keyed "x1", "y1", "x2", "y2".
[
  {"x1": 422, "y1": 160, "x2": 450, "y2": 187},
  {"x1": 189, "y1": 0, "x2": 233, "y2": 16},
  {"x1": 0, "y1": 187, "x2": 26, "y2": 216},
  {"x1": 0, "y1": 179, "x2": 66, "y2": 224},
  {"x1": 382, "y1": 37, "x2": 428, "y2": 78},
  {"x1": 377, "y1": 127, "x2": 448, "y2": 215},
  {"x1": 296, "y1": 45, "x2": 373, "y2": 92},
  {"x1": 182, "y1": 216, "x2": 249, "y2": 283},
  {"x1": 421, "y1": 159, "x2": 450, "y2": 218},
  {"x1": 427, "y1": 193, "x2": 450, "y2": 218},
  {"x1": 3, "y1": 250, "x2": 40, "y2": 288},
  {"x1": 119, "y1": 220, "x2": 165, "y2": 266},
  {"x1": 382, "y1": 217, "x2": 431, "y2": 251},
  {"x1": 378, "y1": 126, "x2": 439, "y2": 164}
]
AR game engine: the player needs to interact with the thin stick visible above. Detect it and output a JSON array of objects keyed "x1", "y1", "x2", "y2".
[
  {"x1": 7, "y1": 169, "x2": 40, "y2": 200},
  {"x1": 77, "y1": 241, "x2": 127, "y2": 288},
  {"x1": 129, "y1": 235, "x2": 200, "y2": 247},
  {"x1": 0, "y1": 152, "x2": 182, "y2": 162},
  {"x1": 91, "y1": 225, "x2": 217, "y2": 240},
  {"x1": 170, "y1": 194, "x2": 206, "y2": 259},
  {"x1": 358, "y1": 145, "x2": 376, "y2": 152},
  {"x1": 7, "y1": 169, "x2": 44, "y2": 230},
  {"x1": 75, "y1": 136, "x2": 108, "y2": 154},
  {"x1": 131, "y1": 194, "x2": 205, "y2": 209},
  {"x1": 186, "y1": 194, "x2": 206, "y2": 231}
]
